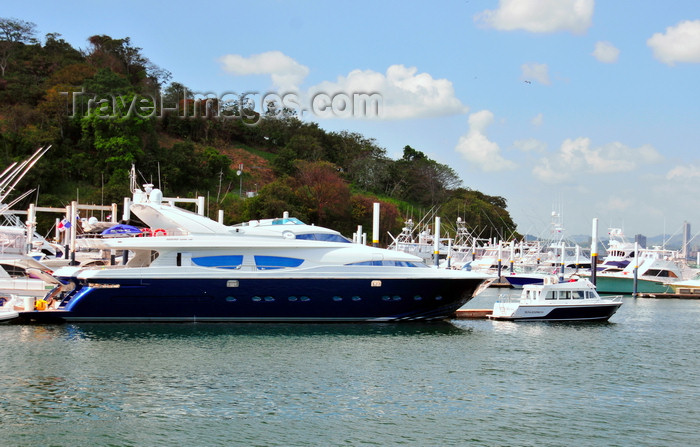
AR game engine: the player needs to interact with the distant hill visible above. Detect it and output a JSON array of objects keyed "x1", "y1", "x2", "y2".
[{"x1": 0, "y1": 22, "x2": 519, "y2": 242}]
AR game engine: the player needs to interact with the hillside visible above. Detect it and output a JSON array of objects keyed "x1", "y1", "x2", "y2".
[{"x1": 0, "y1": 19, "x2": 518, "y2": 243}]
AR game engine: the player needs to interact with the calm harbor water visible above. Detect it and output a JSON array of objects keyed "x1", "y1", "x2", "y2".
[{"x1": 1, "y1": 289, "x2": 699, "y2": 446}]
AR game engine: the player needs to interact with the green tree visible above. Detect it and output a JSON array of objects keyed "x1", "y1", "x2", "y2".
[
  {"x1": 0, "y1": 17, "x2": 37, "y2": 77},
  {"x1": 242, "y1": 178, "x2": 306, "y2": 221},
  {"x1": 80, "y1": 92, "x2": 155, "y2": 184},
  {"x1": 86, "y1": 35, "x2": 169, "y2": 89}
]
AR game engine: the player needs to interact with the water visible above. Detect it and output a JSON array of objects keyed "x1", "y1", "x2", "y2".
[{"x1": 1, "y1": 289, "x2": 699, "y2": 446}]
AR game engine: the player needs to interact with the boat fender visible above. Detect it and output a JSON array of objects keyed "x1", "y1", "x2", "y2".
[
  {"x1": 35, "y1": 299, "x2": 48, "y2": 311},
  {"x1": 153, "y1": 228, "x2": 167, "y2": 237}
]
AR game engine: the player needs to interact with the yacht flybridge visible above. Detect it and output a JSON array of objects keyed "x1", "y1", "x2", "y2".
[{"x1": 20, "y1": 187, "x2": 492, "y2": 323}]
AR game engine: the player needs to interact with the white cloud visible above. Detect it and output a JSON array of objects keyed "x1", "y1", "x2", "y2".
[
  {"x1": 533, "y1": 138, "x2": 663, "y2": 184},
  {"x1": 219, "y1": 55, "x2": 467, "y2": 120},
  {"x1": 647, "y1": 20, "x2": 700, "y2": 65},
  {"x1": 531, "y1": 113, "x2": 544, "y2": 126},
  {"x1": 521, "y1": 63, "x2": 550, "y2": 85},
  {"x1": 475, "y1": 0, "x2": 594, "y2": 34},
  {"x1": 455, "y1": 110, "x2": 517, "y2": 172},
  {"x1": 514, "y1": 138, "x2": 546, "y2": 153},
  {"x1": 309, "y1": 64, "x2": 468, "y2": 120},
  {"x1": 666, "y1": 164, "x2": 700, "y2": 180},
  {"x1": 219, "y1": 51, "x2": 310, "y2": 90},
  {"x1": 604, "y1": 196, "x2": 633, "y2": 212},
  {"x1": 592, "y1": 41, "x2": 620, "y2": 63}
]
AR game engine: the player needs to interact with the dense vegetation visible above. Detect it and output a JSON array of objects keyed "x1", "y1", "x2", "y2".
[{"x1": 0, "y1": 18, "x2": 518, "y2": 243}]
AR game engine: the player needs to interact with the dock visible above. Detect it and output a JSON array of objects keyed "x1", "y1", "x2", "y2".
[
  {"x1": 635, "y1": 292, "x2": 700, "y2": 299},
  {"x1": 454, "y1": 309, "x2": 492, "y2": 319}
]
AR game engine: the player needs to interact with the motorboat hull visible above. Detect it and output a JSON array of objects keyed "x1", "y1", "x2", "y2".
[
  {"x1": 592, "y1": 275, "x2": 672, "y2": 294},
  {"x1": 490, "y1": 302, "x2": 622, "y2": 321},
  {"x1": 0, "y1": 310, "x2": 19, "y2": 322},
  {"x1": 19, "y1": 276, "x2": 487, "y2": 323}
]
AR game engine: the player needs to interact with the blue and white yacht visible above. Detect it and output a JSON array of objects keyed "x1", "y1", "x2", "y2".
[{"x1": 20, "y1": 187, "x2": 492, "y2": 322}]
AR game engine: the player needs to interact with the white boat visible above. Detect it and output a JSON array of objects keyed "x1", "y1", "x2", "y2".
[
  {"x1": 0, "y1": 295, "x2": 19, "y2": 322},
  {"x1": 596, "y1": 228, "x2": 637, "y2": 273},
  {"x1": 20, "y1": 187, "x2": 493, "y2": 323},
  {"x1": 581, "y1": 247, "x2": 698, "y2": 294},
  {"x1": 489, "y1": 279, "x2": 622, "y2": 321},
  {"x1": 669, "y1": 275, "x2": 700, "y2": 295},
  {"x1": 0, "y1": 257, "x2": 61, "y2": 298},
  {"x1": 387, "y1": 217, "x2": 448, "y2": 264}
]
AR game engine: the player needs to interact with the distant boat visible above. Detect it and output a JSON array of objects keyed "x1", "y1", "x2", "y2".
[
  {"x1": 503, "y1": 266, "x2": 560, "y2": 288},
  {"x1": 668, "y1": 275, "x2": 700, "y2": 296},
  {"x1": 581, "y1": 247, "x2": 698, "y2": 294},
  {"x1": 490, "y1": 278, "x2": 622, "y2": 322},
  {"x1": 596, "y1": 228, "x2": 637, "y2": 273}
]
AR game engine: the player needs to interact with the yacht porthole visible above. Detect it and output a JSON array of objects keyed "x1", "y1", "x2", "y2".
[
  {"x1": 414, "y1": 295, "x2": 422, "y2": 301},
  {"x1": 435, "y1": 296, "x2": 443, "y2": 301},
  {"x1": 382, "y1": 296, "x2": 391, "y2": 301},
  {"x1": 352, "y1": 296, "x2": 361, "y2": 301},
  {"x1": 301, "y1": 296, "x2": 310, "y2": 302},
  {"x1": 252, "y1": 296, "x2": 262, "y2": 302},
  {"x1": 225, "y1": 296, "x2": 237, "y2": 302},
  {"x1": 333, "y1": 296, "x2": 343, "y2": 302},
  {"x1": 288, "y1": 296, "x2": 298, "y2": 302},
  {"x1": 264, "y1": 296, "x2": 275, "y2": 302}
]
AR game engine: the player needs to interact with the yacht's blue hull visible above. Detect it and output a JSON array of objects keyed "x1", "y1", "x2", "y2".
[{"x1": 20, "y1": 276, "x2": 485, "y2": 322}]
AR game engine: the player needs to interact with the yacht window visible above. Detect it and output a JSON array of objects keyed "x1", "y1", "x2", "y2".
[
  {"x1": 645, "y1": 269, "x2": 676, "y2": 278},
  {"x1": 295, "y1": 233, "x2": 352, "y2": 243},
  {"x1": 193, "y1": 255, "x2": 243, "y2": 269},
  {"x1": 346, "y1": 260, "x2": 427, "y2": 268},
  {"x1": 255, "y1": 255, "x2": 304, "y2": 270},
  {"x1": 559, "y1": 291, "x2": 571, "y2": 300},
  {"x1": 544, "y1": 292, "x2": 555, "y2": 300},
  {"x1": 0, "y1": 264, "x2": 27, "y2": 278},
  {"x1": 127, "y1": 250, "x2": 158, "y2": 267},
  {"x1": 271, "y1": 217, "x2": 305, "y2": 225},
  {"x1": 574, "y1": 290, "x2": 585, "y2": 299}
]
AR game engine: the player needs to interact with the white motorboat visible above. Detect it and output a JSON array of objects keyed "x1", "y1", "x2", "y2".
[
  {"x1": 490, "y1": 278, "x2": 622, "y2": 321},
  {"x1": 581, "y1": 247, "x2": 698, "y2": 294},
  {"x1": 0, "y1": 295, "x2": 19, "y2": 322}
]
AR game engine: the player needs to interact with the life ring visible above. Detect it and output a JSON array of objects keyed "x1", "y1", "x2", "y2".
[
  {"x1": 138, "y1": 228, "x2": 153, "y2": 237},
  {"x1": 153, "y1": 228, "x2": 167, "y2": 237}
]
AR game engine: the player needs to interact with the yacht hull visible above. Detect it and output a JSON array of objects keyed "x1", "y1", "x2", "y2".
[{"x1": 19, "y1": 276, "x2": 486, "y2": 323}]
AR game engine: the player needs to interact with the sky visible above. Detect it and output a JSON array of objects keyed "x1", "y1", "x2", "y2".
[{"x1": 5, "y1": 0, "x2": 700, "y2": 239}]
